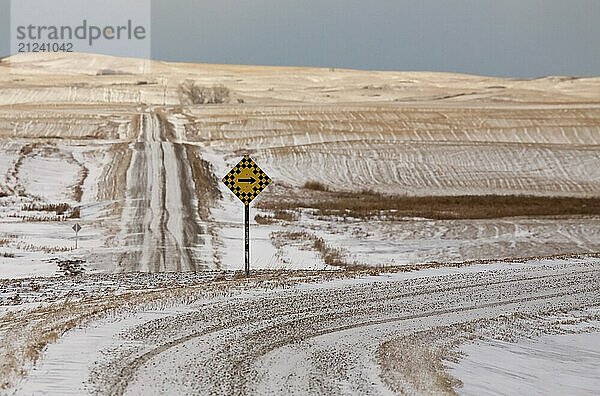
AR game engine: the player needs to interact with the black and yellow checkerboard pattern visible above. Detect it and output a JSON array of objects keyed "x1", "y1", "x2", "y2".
[{"x1": 222, "y1": 156, "x2": 272, "y2": 205}]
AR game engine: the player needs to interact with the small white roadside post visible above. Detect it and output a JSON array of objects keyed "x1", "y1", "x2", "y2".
[{"x1": 72, "y1": 223, "x2": 82, "y2": 249}]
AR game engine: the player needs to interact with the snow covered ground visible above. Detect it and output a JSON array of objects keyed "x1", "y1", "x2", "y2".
[
  {"x1": 449, "y1": 331, "x2": 600, "y2": 396},
  {"x1": 1, "y1": 53, "x2": 600, "y2": 276},
  {"x1": 0, "y1": 52, "x2": 599, "y2": 394},
  {"x1": 0, "y1": 257, "x2": 597, "y2": 395}
]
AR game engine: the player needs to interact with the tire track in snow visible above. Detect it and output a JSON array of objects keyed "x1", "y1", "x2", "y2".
[
  {"x1": 116, "y1": 109, "x2": 201, "y2": 272},
  {"x1": 90, "y1": 263, "x2": 600, "y2": 395}
]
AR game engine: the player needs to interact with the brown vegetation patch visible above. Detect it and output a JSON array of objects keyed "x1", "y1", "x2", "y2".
[
  {"x1": 69, "y1": 208, "x2": 81, "y2": 219},
  {"x1": 17, "y1": 202, "x2": 80, "y2": 220},
  {"x1": 22, "y1": 202, "x2": 71, "y2": 214},
  {"x1": 6, "y1": 143, "x2": 40, "y2": 196},
  {"x1": 273, "y1": 231, "x2": 347, "y2": 267},
  {"x1": 18, "y1": 145, "x2": 34, "y2": 156},
  {"x1": 155, "y1": 109, "x2": 176, "y2": 140},
  {"x1": 378, "y1": 329, "x2": 462, "y2": 395},
  {"x1": 255, "y1": 214, "x2": 275, "y2": 225},
  {"x1": 14, "y1": 242, "x2": 74, "y2": 253},
  {"x1": 72, "y1": 165, "x2": 89, "y2": 202},
  {"x1": 255, "y1": 210, "x2": 299, "y2": 225},
  {"x1": 185, "y1": 145, "x2": 222, "y2": 221},
  {"x1": 303, "y1": 181, "x2": 329, "y2": 192},
  {"x1": 178, "y1": 81, "x2": 230, "y2": 105},
  {"x1": 260, "y1": 189, "x2": 600, "y2": 220},
  {"x1": 97, "y1": 142, "x2": 131, "y2": 203},
  {"x1": 22, "y1": 202, "x2": 80, "y2": 218},
  {"x1": 23, "y1": 243, "x2": 73, "y2": 253}
]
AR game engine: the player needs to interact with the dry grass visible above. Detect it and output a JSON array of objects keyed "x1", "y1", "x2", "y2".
[
  {"x1": 185, "y1": 145, "x2": 222, "y2": 220},
  {"x1": 260, "y1": 189, "x2": 600, "y2": 220},
  {"x1": 69, "y1": 208, "x2": 81, "y2": 219},
  {"x1": 73, "y1": 165, "x2": 89, "y2": 202},
  {"x1": 18, "y1": 145, "x2": 34, "y2": 156},
  {"x1": 274, "y1": 210, "x2": 298, "y2": 221},
  {"x1": 276, "y1": 231, "x2": 347, "y2": 267},
  {"x1": 57, "y1": 259, "x2": 86, "y2": 276},
  {"x1": 7, "y1": 214, "x2": 69, "y2": 222},
  {"x1": 255, "y1": 210, "x2": 299, "y2": 224},
  {"x1": 95, "y1": 69, "x2": 133, "y2": 76},
  {"x1": 312, "y1": 235, "x2": 345, "y2": 267},
  {"x1": 378, "y1": 327, "x2": 465, "y2": 395},
  {"x1": 255, "y1": 214, "x2": 275, "y2": 225},
  {"x1": 15, "y1": 242, "x2": 74, "y2": 253},
  {"x1": 96, "y1": 142, "x2": 132, "y2": 221},
  {"x1": 19, "y1": 202, "x2": 80, "y2": 220},
  {"x1": 22, "y1": 202, "x2": 70, "y2": 214},
  {"x1": 303, "y1": 181, "x2": 329, "y2": 192}
]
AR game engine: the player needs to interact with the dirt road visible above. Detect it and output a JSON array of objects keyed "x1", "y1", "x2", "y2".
[
  {"x1": 8, "y1": 259, "x2": 598, "y2": 395},
  {"x1": 115, "y1": 109, "x2": 202, "y2": 272}
]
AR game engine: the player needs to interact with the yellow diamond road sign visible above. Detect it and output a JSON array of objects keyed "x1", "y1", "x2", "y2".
[{"x1": 222, "y1": 156, "x2": 272, "y2": 205}]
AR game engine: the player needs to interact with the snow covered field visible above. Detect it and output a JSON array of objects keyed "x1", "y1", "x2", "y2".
[
  {"x1": 2, "y1": 53, "x2": 599, "y2": 275},
  {"x1": 0, "y1": 53, "x2": 599, "y2": 394},
  {"x1": 0, "y1": 258, "x2": 598, "y2": 394},
  {"x1": 448, "y1": 330, "x2": 600, "y2": 395}
]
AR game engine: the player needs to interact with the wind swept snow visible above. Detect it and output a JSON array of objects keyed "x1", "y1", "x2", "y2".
[
  {"x1": 0, "y1": 52, "x2": 599, "y2": 395},
  {"x1": 2, "y1": 258, "x2": 598, "y2": 395},
  {"x1": 448, "y1": 319, "x2": 600, "y2": 395}
]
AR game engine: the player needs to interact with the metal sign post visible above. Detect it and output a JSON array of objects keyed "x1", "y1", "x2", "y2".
[
  {"x1": 222, "y1": 155, "x2": 272, "y2": 276},
  {"x1": 72, "y1": 223, "x2": 82, "y2": 249},
  {"x1": 244, "y1": 204, "x2": 250, "y2": 276}
]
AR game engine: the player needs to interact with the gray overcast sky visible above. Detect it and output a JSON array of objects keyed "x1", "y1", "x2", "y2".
[{"x1": 1, "y1": 0, "x2": 599, "y2": 77}]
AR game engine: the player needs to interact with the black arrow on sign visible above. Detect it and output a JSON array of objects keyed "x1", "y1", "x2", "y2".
[{"x1": 238, "y1": 177, "x2": 256, "y2": 183}]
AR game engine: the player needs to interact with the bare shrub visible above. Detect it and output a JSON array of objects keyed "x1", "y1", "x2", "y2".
[
  {"x1": 256, "y1": 210, "x2": 298, "y2": 225},
  {"x1": 19, "y1": 145, "x2": 34, "y2": 156},
  {"x1": 57, "y1": 259, "x2": 86, "y2": 276},
  {"x1": 211, "y1": 85, "x2": 230, "y2": 103},
  {"x1": 273, "y1": 210, "x2": 298, "y2": 221},
  {"x1": 22, "y1": 202, "x2": 70, "y2": 214},
  {"x1": 178, "y1": 81, "x2": 230, "y2": 105},
  {"x1": 255, "y1": 214, "x2": 275, "y2": 225},
  {"x1": 303, "y1": 181, "x2": 328, "y2": 192},
  {"x1": 69, "y1": 208, "x2": 81, "y2": 219},
  {"x1": 20, "y1": 202, "x2": 80, "y2": 219}
]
